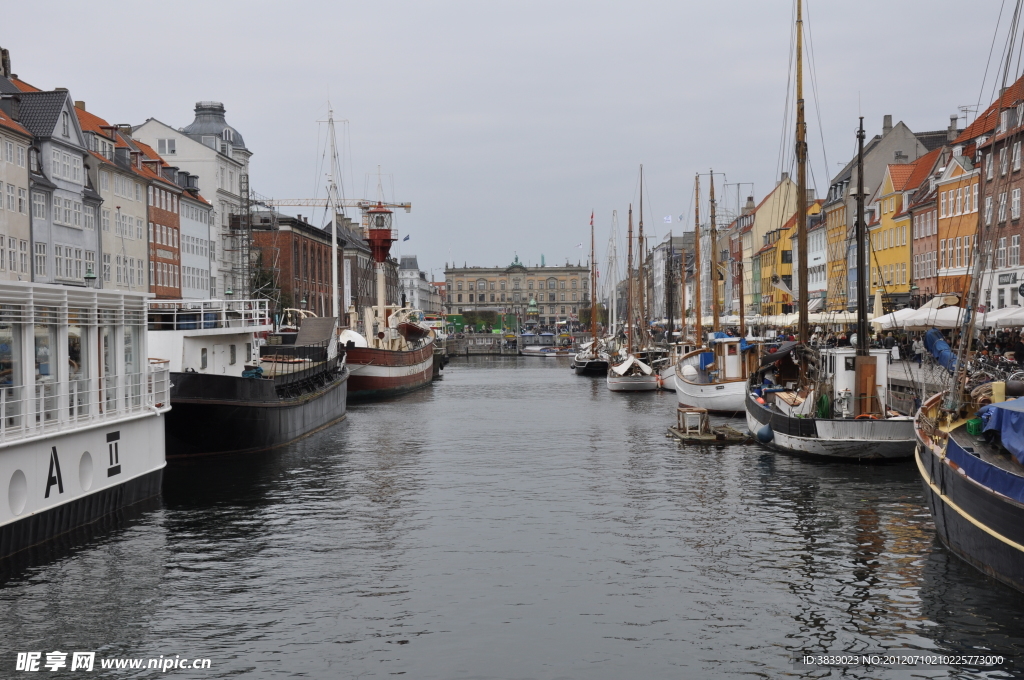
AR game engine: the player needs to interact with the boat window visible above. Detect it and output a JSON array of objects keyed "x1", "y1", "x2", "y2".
[
  {"x1": 246, "y1": 343, "x2": 252, "y2": 362},
  {"x1": 34, "y1": 320, "x2": 58, "y2": 421},
  {"x1": 230, "y1": 345, "x2": 237, "y2": 365},
  {"x1": 125, "y1": 326, "x2": 141, "y2": 407},
  {"x1": 67, "y1": 311, "x2": 89, "y2": 417},
  {"x1": 201, "y1": 347, "x2": 208, "y2": 370}
]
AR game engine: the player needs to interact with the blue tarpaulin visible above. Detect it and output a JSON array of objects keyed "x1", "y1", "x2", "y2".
[
  {"x1": 978, "y1": 397, "x2": 1024, "y2": 465},
  {"x1": 739, "y1": 337, "x2": 753, "y2": 353},
  {"x1": 946, "y1": 434, "x2": 1024, "y2": 501},
  {"x1": 698, "y1": 352, "x2": 715, "y2": 370},
  {"x1": 924, "y1": 328, "x2": 956, "y2": 373}
]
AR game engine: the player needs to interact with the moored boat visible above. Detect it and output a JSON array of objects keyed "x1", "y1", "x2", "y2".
[
  {"x1": 1, "y1": 282, "x2": 169, "y2": 559},
  {"x1": 915, "y1": 389, "x2": 1024, "y2": 592},
  {"x1": 149, "y1": 299, "x2": 348, "y2": 458},
  {"x1": 346, "y1": 307, "x2": 436, "y2": 399}
]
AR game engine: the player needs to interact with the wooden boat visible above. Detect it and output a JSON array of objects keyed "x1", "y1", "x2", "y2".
[{"x1": 743, "y1": 8, "x2": 914, "y2": 460}]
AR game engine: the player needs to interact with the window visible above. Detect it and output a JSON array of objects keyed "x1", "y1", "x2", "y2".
[
  {"x1": 986, "y1": 196, "x2": 994, "y2": 225},
  {"x1": 941, "y1": 192, "x2": 947, "y2": 217},
  {"x1": 201, "y1": 348, "x2": 208, "y2": 370},
  {"x1": 940, "y1": 239, "x2": 946, "y2": 268},
  {"x1": 1013, "y1": 235, "x2": 1021, "y2": 267},
  {"x1": 1015, "y1": 189, "x2": 1022, "y2": 220},
  {"x1": 1000, "y1": 192, "x2": 1008, "y2": 222},
  {"x1": 1001, "y1": 148, "x2": 1009, "y2": 175},
  {"x1": 956, "y1": 188, "x2": 962, "y2": 214},
  {"x1": 73, "y1": 201, "x2": 81, "y2": 227},
  {"x1": 457, "y1": 294, "x2": 462, "y2": 302},
  {"x1": 955, "y1": 237, "x2": 962, "y2": 267},
  {"x1": 5, "y1": 184, "x2": 13, "y2": 212},
  {"x1": 16, "y1": 145, "x2": 24, "y2": 167},
  {"x1": 988, "y1": 154, "x2": 994, "y2": 180},
  {"x1": 3, "y1": 141, "x2": 11, "y2": 163},
  {"x1": 157, "y1": 139, "x2": 176, "y2": 155},
  {"x1": 974, "y1": 184, "x2": 979, "y2": 212},
  {"x1": 998, "y1": 237, "x2": 1007, "y2": 268},
  {"x1": 103, "y1": 253, "x2": 111, "y2": 282},
  {"x1": 34, "y1": 243, "x2": 46, "y2": 277},
  {"x1": 229, "y1": 345, "x2": 236, "y2": 365},
  {"x1": 17, "y1": 188, "x2": 25, "y2": 214},
  {"x1": 1015, "y1": 141, "x2": 1022, "y2": 170},
  {"x1": 26, "y1": 193, "x2": 39, "y2": 220},
  {"x1": 62, "y1": 111, "x2": 69, "y2": 137},
  {"x1": 965, "y1": 236, "x2": 972, "y2": 268},
  {"x1": 54, "y1": 246, "x2": 64, "y2": 278},
  {"x1": 18, "y1": 240, "x2": 27, "y2": 273},
  {"x1": 85, "y1": 250, "x2": 95, "y2": 279}
]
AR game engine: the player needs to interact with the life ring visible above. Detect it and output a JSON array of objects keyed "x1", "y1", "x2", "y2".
[{"x1": 855, "y1": 414, "x2": 878, "y2": 420}]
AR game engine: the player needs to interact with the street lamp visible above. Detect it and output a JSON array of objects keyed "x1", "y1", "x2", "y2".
[
  {"x1": 84, "y1": 267, "x2": 98, "y2": 289},
  {"x1": 300, "y1": 296, "x2": 308, "y2": 310},
  {"x1": 225, "y1": 287, "x2": 234, "y2": 297}
]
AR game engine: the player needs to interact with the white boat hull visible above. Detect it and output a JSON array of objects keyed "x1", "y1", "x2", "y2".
[
  {"x1": 658, "y1": 364, "x2": 676, "y2": 391},
  {"x1": 676, "y1": 378, "x2": 746, "y2": 413},
  {"x1": 744, "y1": 403, "x2": 915, "y2": 459},
  {"x1": 606, "y1": 373, "x2": 659, "y2": 392}
]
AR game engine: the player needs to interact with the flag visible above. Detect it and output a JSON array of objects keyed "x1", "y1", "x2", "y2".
[
  {"x1": 663, "y1": 216, "x2": 672, "y2": 223},
  {"x1": 678, "y1": 214, "x2": 685, "y2": 221},
  {"x1": 403, "y1": 234, "x2": 410, "y2": 241},
  {"x1": 590, "y1": 211, "x2": 594, "y2": 227},
  {"x1": 576, "y1": 242, "x2": 583, "y2": 248}
]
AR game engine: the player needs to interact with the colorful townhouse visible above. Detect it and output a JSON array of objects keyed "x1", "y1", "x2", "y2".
[{"x1": 0, "y1": 95, "x2": 32, "y2": 281}]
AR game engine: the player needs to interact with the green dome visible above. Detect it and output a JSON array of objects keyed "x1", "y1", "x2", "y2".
[{"x1": 526, "y1": 297, "x2": 539, "y2": 313}]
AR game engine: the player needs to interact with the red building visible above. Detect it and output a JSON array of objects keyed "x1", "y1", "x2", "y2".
[{"x1": 134, "y1": 140, "x2": 182, "y2": 299}]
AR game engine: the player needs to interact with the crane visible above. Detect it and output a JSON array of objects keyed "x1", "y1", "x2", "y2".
[{"x1": 256, "y1": 198, "x2": 411, "y2": 232}]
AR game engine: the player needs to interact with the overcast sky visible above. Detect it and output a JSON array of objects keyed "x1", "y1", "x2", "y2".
[{"x1": 3, "y1": 1, "x2": 1011, "y2": 279}]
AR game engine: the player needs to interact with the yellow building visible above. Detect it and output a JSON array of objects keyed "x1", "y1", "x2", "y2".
[
  {"x1": 741, "y1": 175, "x2": 798, "y2": 315},
  {"x1": 867, "y1": 163, "x2": 917, "y2": 301}
]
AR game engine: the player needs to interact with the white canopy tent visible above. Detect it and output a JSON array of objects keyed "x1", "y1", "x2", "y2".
[{"x1": 901, "y1": 306, "x2": 967, "y2": 331}]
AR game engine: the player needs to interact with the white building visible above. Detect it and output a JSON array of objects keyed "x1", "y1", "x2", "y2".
[
  {"x1": 133, "y1": 102, "x2": 251, "y2": 297},
  {"x1": 180, "y1": 192, "x2": 213, "y2": 299},
  {"x1": 399, "y1": 255, "x2": 441, "y2": 312}
]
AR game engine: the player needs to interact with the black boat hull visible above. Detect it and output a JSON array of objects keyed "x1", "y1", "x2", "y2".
[
  {"x1": 0, "y1": 468, "x2": 163, "y2": 561},
  {"x1": 917, "y1": 442, "x2": 1024, "y2": 593},
  {"x1": 165, "y1": 368, "x2": 349, "y2": 458},
  {"x1": 573, "y1": 360, "x2": 609, "y2": 376}
]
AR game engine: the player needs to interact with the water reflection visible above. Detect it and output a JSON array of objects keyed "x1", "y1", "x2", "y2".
[{"x1": 1, "y1": 358, "x2": 1023, "y2": 679}]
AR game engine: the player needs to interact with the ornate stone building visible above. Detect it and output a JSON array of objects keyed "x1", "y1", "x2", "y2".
[{"x1": 445, "y1": 256, "x2": 589, "y2": 325}]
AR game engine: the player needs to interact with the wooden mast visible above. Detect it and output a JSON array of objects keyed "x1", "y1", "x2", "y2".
[
  {"x1": 709, "y1": 170, "x2": 720, "y2": 333},
  {"x1": 639, "y1": 166, "x2": 647, "y2": 347},
  {"x1": 693, "y1": 174, "x2": 703, "y2": 345},
  {"x1": 627, "y1": 205, "x2": 634, "y2": 355},
  {"x1": 590, "y1": 213, "x2": 597, "y2": 342},
  {"x1": 796, "y1": 0, "x2": 809, "y2": 344},
  {"x1": 738, "y1": 261, "x2": 745, "y2": 337}
]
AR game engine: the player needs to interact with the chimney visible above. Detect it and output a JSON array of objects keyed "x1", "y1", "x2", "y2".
[
  {"x1": 55, "y1": 87, "x2": 68, "y2": 92},
  {"x1": 806, "y1": 188, "x2": 816, "y2": 204},
  {"x1": 0, "y1": 48, "x2": 10, "y2": 79},
  {"x1": 742, "y1": 196, "x2": 755, "y2": 215},
  {"x1": 780, "y1": 172, "x2": 790, "y2": 184},
  {"x1": 74, "y1": 101, "x2": 86, "y2": 111},
  {"x1": 117, "y1": 124, "x2": 132, "y2": 140},
  {"x1": 883, "y1": 114, "x2": 893, "y2": 135},
  {"x1": 948, "y1": 114, "x2": 959, "y2": 142}
]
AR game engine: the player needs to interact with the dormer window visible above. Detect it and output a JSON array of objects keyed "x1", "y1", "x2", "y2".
[{"x1": 222, "y1": 128, "x2": 233, "y2": 142}]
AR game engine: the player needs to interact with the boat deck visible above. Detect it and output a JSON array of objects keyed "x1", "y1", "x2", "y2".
[{"x1": 950, "y1": 426, "x2": 1024, "y2": 477}]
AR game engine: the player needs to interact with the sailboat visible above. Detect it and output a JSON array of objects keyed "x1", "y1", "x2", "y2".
[
  {"x1": 673, "y1": 172, "x2": 757, "y2": 413},
  {"x1": 608, "y1": 171, "x2": 661, "y2": 391},
  {"x1": 574, "y1": 212, "x2": 609, "y2": 375},
  {"x1": 742, "y1": 0, "x2": 916, "y2": 459}
]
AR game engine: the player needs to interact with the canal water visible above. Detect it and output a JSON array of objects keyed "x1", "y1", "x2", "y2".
[{"x1": 3, "y1": 357, "x2": 1024, "y2": 679}]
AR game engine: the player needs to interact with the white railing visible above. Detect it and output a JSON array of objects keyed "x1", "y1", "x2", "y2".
[
  {"x1": 148, "y1": 299, "x2": 271, "y2": 330},
  {"x1": 0, "y1": 360, "x2": 170, "y2": 446}
]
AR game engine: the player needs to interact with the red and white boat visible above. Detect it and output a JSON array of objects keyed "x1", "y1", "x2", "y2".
[{"x1": 344, "y1": 203, "x2": 435, "y2": 401}]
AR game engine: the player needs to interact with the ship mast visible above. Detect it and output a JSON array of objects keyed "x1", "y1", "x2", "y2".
[
  {"x1": 693, "y1": 174, "x2": 703, "y2": 345},
  {"x1": 796, "y1": 0, "x2": 809, "y2": 344},
  {"x1": 709, "y1": 170, "x2": 720, "y2": 333},
  {"x1": 855, "y1": 117, "x2": 869, "y2": 357},
  {"x1": 627, "y1": 205, "x2": 634, "y2": 355},
  {"x1": 590, "y1": 212, "x2": 597, "y2": 343},
  {"x1": 639, "y1": 166, "x2": 647, "y2": 346},
  {"x1": 326, "y1": 105, "x2": 342, "y2": 321}
]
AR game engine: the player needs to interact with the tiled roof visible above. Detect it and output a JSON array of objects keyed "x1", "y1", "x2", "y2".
[
  {"x1": 887, "y1": 163, "x2": 916, "y2": 191},
  {"x1": 903, "y1": 147, "x2": 944, "y2": 191},
  {"x1": 0, "y1": 108, "x2": 30, "y2": 138},
  {"x1": 16, "y1": 90, "x2": 69, "y2": 138},
  {"x1": 955, "y1": 72, "x2": 1024, "y2": 144},
  {"x1": 10, "y1": 77, "x2": 40, "y2": 93}
]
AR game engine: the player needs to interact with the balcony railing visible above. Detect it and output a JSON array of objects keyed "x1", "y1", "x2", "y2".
[
  {"x1": 148, "y1": 299, "x2": 271, "y2": 331},
  {"x1": 0, "y1": 360, "x2": 170, "y2": 446}
]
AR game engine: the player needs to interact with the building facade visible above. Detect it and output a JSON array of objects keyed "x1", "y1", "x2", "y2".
[
  {"x1": 445, "y1": 257, "x2": 589, "y2": 325},
  {"x1": 0, "y1": 96, "x2": 32, "y2": 281},
  {"x1": 134, "y1": 102, "x2": 252, "y2": 298}
]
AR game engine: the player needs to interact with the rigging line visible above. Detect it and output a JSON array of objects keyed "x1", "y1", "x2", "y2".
[
  {"x1": 804, "y1": 0, "x2": 830, "y2": 191},
  {"x1": 979, "y1": 0, "x2": 1010, "y2": 125},
  {"x1": 774, "y1": 0, "x2": 798, "y2": 202}
]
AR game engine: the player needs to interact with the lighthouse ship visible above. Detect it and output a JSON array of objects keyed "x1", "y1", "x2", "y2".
[
  {"x1": 345, "y1": 203, "x2": 435, "y2": 400},
  {"x1": 0, "y1": 282, "x2": 169, "y2": 559}
]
